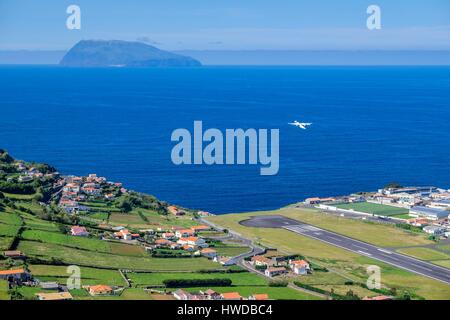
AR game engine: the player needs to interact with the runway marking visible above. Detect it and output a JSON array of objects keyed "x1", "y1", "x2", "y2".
[
  {"x1": 357, "y1": 250, "x2": 372, "y2": 256},
  {"x1": 378, "y1": 248, "x2": 392, "y2": 254},
  {"x1": 327, "y1": 236, "x2": 342, "y2": 242}
]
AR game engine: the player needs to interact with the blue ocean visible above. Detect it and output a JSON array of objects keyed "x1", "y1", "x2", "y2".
[{"x1": 1, "y1": 66, "x2": 449, "y2": 213}]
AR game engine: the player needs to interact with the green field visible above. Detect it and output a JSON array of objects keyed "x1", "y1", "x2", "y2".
[
  {"x1": 397, "y1": 247, "x2": 450, "y2": 261},
  {"x1": 183, "y1": 286, "x2": 321, "y2": 300},
  {"x1": 18, "y1": 240, "x2": 222, "y2": 271},
  {"x1": 0, "y1": 212, "x2": 22, "y2": 225},
  {"x1": 437, "y1": 244, "x2": 450, "y2": 253},
  {"x1": 0, "y1": 223, "x2": 21, "y2": 237},
  {"x1": 21, "y1": 229, "x2": 146, "y2": 257},
  {"x1": 0, "y1": 236, "x2": 14, "y2": 250},
  {"x1": 334, "y1": 202, "x2": 408, "y2": 216},
  {"x1": 433, "y1": 260, "x2": 450, "y2": 269},
  {"x1": 28, "y1": 264, "x2": 127, "y2": 286},
  {"x1": 127, "y1": 271, "x2": 268, "y2": 287},
  {"x1": 207, "y1": 208, "x2": 450, "y2": 300}
]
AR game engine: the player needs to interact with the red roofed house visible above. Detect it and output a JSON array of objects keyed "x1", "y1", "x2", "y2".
[
  {"x1": 162, "y1": 232, "x2": 175, "y2": 239},
  {"x1": 114, "y1": 229, "x2": 139, "y2": 240},
  {"x1": 201, "y1": 289, "x2": 222, "y2": 300},
  {"x1": 175, "y1": 229, "x2": 195, "y2": 238},
  {"x1": 71, "y1": 226, "x2": 89, "y2": 237},
  {"x1": 177, "y1": 236, "x2": 208, "y2": 248},
  {"x1": 200, "y1": 248, "x2": 217, "y2": 259},
  {"x1": 265, "y1": 267, "x2": 287, "y2": 278},
  {"x1": 0, "y1": 268, "x2": 30, "y2": 281},
  {"x1": 155, "y1": 239, "x2": 173, "y2": 247},
  {"x1": 251, "y1": 255, "x2": 274, "y2": 267},
  {"x1": 88, "y1": 285, "x2": 113, "y2": 296}
]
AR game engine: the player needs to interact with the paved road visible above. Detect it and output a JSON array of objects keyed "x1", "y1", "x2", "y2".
[{"x1": 240, "y1": 215, "x2": 450, "y2": 285}]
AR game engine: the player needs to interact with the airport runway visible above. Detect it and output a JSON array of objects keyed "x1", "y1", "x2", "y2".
[{"x1": 240, "y1": 215, "x2": 450, "y2": 285}]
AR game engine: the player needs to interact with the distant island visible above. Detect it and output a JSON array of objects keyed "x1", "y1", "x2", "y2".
[{"x1": 59, "y1": 40, "x2": 202, "y2": 67}]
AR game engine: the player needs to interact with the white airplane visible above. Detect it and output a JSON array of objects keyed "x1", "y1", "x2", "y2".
[{"x1": 288, "y1": 121, "x2": 312, "y2": 129}]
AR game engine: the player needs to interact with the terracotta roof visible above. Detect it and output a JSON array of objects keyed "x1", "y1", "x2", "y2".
[
  {"x1": 291, "y1": 259, "x2": 309, "y2": 267},
  {"x1": 89, "y1": 285, "x2": 113, "y2": 293},
  {"x1": 252, "y1": 294, "x2": 269, "y2": 300},
  {"x1": 200, "y1": 248, "x2": 216, "y2": 253}
]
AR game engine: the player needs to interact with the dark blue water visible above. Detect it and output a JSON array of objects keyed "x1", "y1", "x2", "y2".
[{"x1": 1, "y1": 66, "x2": 449, "y2": 213}]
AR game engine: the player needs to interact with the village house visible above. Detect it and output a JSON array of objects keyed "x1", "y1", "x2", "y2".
[
  {"x1": 81, "y1": 186, "x2": 101, "y2": 196},
  {"x1": 249, "y1": 294, "x2": 269, "y2": 300},
  {"x1": 200, "y1": 289, "x2": 222, "y2": 300},
  {"x1": 407, "y1": 218, "x2": 430, "y2": 227},
  {"x1": 114, "y1": 229, "x2": 139, "y2": 240},
  {"x1": 3, "y1": 250, "x2": 25, "y2": 259},
  {"x1": 0, "y1": 268, "x2": 31, "y2": 281},
  {"x1": 104, "y1": 193, "x2": 115, "y2": 200},
  {"x1": 63, "y1": 183, "x2": 80, "y2": 193},
  {"x1": 173, "y1": 289, "x2": 191, "y2": 300},
  {"x1": 175, "y1": 229, "x2": 195, "y2": 238},
  {"x1": 265, "y1": 267, "x2": 287, "y2": 278},
  {"x1": 213, "y1": 256, "x2": 235, "y2": 266},
  {"x1": 155, "y1": 238, "x2": 173, "y2": 247},
  {"x1": 167, "y1": 205, "x2": 185, "y2": 216},
  {"x1": 289, "y1": 259, "x2": 310, "y2": 275},
  {"x1": 71, "y1": 226, "x2": 89, "y2": 237},
  {"x1": 182, "y1": 245, "x2": 196, "y2": 252},
  {"x1": 36, "y1": 292, "x2": 73, "y2": 301},
  {"x1": 177, "y1": 236, "x2": 207, "y2": 248},
  {"x1": 251, "y1": 255, "x2": 274, "y2": 267},
  {"x1": 88, "y1": 285, "x2": 114, "y2": 296},
  {"x1": 161, "y1": 232, "x2": 175, "y2": 240},
  {"x1": 197, "y1": 211, "x2": 211, "y2": 217},
  {"x1": 221, "y1": 292, "x2": 243, "y2": 300}
]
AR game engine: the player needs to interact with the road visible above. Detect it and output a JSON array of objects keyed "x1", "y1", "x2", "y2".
[{"x1": 240, "y1": 215, "x2": 450, "y2": 285}]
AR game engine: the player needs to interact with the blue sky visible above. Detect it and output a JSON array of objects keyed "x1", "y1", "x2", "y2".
[{"x1": 0, "y1": 0, "x2": 449, "y2": 50}]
